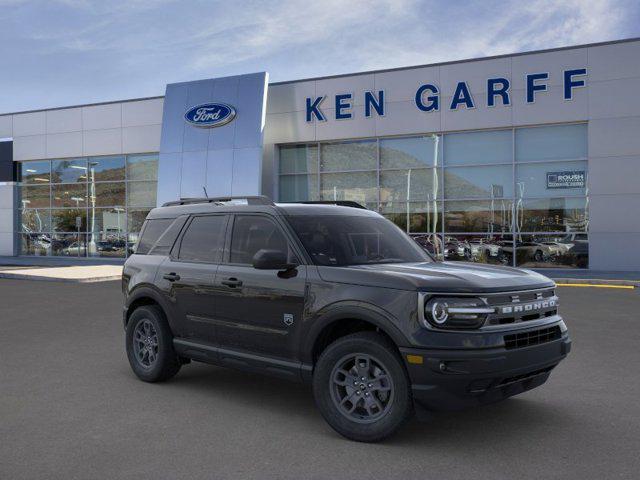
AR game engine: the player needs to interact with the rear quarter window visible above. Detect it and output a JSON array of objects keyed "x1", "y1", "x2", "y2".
[{"x1": 135, "y1": 218, "x2": 174, "y2": 255}]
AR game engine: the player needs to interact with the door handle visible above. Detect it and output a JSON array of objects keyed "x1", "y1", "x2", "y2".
[
  {"x1": 221, "y1": 278, "x2": 243, "y2": 288},
  {"x1": 163, "y1": 272, "x2": 181, "y2": 282}
]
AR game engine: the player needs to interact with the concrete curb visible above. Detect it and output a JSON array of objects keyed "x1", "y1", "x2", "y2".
[
  {"x1": 0, "y1": 273, "x2": 121, "y2": 283},
  {"x1": 553, "y1": 278, "x2": 639, "y2": 287}
]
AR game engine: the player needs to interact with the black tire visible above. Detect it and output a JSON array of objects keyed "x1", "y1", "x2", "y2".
[
  {"x1": 534, "y1": 250, "x2": 544, "y2": 262},
  {"x1": 126, "y1": 305, "x2": 181, "y2": 382},
  {"x1": 312, "y1": 331, "x2": 413, "y2": 442}
]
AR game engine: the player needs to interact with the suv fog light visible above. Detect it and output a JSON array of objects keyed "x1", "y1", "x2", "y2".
[{"x1": 422, "y1": 297, "x2": 494, "y2": 329}]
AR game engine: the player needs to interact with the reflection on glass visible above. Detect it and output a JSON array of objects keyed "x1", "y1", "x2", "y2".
[
  {"x1": 411, "y1": 233, "x2": 443, "y2": 259},
  {"x1": 127, "y1": 154, "x2": 158, "y2": 181},
  {"x1": 19, "y1": 161, "x2": 50, "y2": 184},
  {"x1": 321, "y1": 140, "x2": 377, "y2": 172},
  {"x1": 380, "y1": 136, "x2": 441, "y2": 169},
  {"x1": 94, "y1": 182, "x2": 126, "y2": 207},
  {"x1": 127, "y1": 209, "x2": 152, "y2": 234},
  {"x1": 92, "y1": 156, "x2": 125, "y2": 181},
  {"x1": 515, "y1": 161, "x2": 587, "y2": 198},
  {"x1": 516, "y1": 124, "x2": 587, "y2": 162},
  {"x1": 20, "y1": 185, "x2": 50, "y2": 208},
  {"x1": 89, "y1": 207, "x2": 126, "y2": 235},
  {"x1": 279, "y1": 174, "x2": 319, "y2": 202},
  {"x1": 52, "y1": 209, "x2": 87, "y2": 232},
  {"x1": 20, "y1": 233, "x2": 51, "y2": 256},
  {"x1": 17, "y1": 154, "x2": 159, "y2": 258},
  {"x1": 515, "y1": 197, "x2": 588, "y2": 233},
  {"x1": 380, "y1": 169, "x2": 439, "y2": 202},
  {"x1": 444, "y1": 130, "x2": 512, "y2": 165},
  {"x1": 51, "y1": 233, "x2": 87, "y2": 257},
  {"x1": 515, "y1": 234, "x2": 588, "y2": 269},
  {"x1": 127, "y1": 181, "x2": 156, "y2": 207},
  {"x1": 320, "y1": 172, "x2": 377, "y2": 203},
  {"x1": 51, "y1": 159, "x2": 87, "y2": 183},
  {"x1": 445, "y1": 200, "x2": 513, "y2": 233},
  {"x1": 52, "y1": 183, "x2": 87, "y2": 207},
  {"x1": 442, "y1": 234, "x2": 512, "y2": 265},
  {"x1": 87, "y1": 208, "x2": 126, "y2": 258},
  {"x1": 444, "y1": 165, "x2": 512, "y2": 199},
  {"x1": 280, "y1": 145, "x2": 317, "y2": 174},
  {"x1": 21, "y1": 209, "x2": 51, "y2": 233},
  {"x1": 380, "y1": 202, "x2": 441, "y2": 234}
]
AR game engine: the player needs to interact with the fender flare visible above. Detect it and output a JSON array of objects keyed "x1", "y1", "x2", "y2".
[
  {"x1": 124, "y1": 284, "x2": 175, "y2": 329},
  {"x1": 301, "y1": 302, "x2": 410, "y2": 365}
]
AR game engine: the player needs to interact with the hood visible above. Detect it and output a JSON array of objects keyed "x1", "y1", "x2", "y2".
[{"x1": 317, "y1": 261, "x2": 554, "y2": 293}]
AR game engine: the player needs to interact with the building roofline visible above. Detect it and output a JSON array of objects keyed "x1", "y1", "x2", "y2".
[
  {"x1": 0, "y1": 95, "x2": 165, "y2": 117},
  {"x1": 2, "y1": 36, "x2": 638, "y2": 116},
  {"x1": 270, "y1": 36, "x2": 640, "y2": 86}
]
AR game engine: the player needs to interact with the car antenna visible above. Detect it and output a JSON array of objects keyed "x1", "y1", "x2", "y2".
[{"x1": 203, "y1": 186, "x2": 209, "y2": 198}]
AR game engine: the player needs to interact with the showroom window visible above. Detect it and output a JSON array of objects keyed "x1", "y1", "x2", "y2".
[
  {"x1": 277, "y1": 123, "x2": 588, "y2": 268},
  {"x1": 17, "y1": 153, "x2": 158, "y2": 258}
]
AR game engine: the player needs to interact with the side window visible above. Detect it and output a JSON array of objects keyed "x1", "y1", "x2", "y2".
[
  {"x1": 178, "y1": 215, "x2": 227, "y2": 263},
  {"x1": 136, "y1": 218, "x2": 173, "y2": 255},
  {"x1": 149, "y1": 215, "x2": 188, "y2": 256},
  {"x1": 230, "y1": 216, "x2": 290, "y2": 264}
]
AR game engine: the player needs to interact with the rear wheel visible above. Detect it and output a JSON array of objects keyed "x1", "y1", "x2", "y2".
[
  {"x1": 313, "y1": 331, "x2": 413, "y2": 442},
  {"x1": 126, "y1": 305, "x2": 181, "y2": 382}
]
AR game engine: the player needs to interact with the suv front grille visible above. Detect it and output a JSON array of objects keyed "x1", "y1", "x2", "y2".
[
  {"x1": 503, "y1": 326, "x2": 561, "y2": 350},
  {"x1": 485, "y1": 288, "x2": 558, "y2": 326}
]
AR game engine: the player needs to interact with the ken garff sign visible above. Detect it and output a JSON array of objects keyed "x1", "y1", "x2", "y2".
[
  {"x1": 184, "y1": 102, "x2": 237, "y2": 128},
  {"x1": 305, "y1": 68, "x2": 587, "y2": 122}
]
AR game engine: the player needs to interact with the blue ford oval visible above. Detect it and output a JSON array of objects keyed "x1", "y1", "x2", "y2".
[{"x1": 184, "y1": 103, "x2": 236, "y2": 127}]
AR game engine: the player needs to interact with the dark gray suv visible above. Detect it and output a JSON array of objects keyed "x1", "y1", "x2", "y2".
[{"x1": 122, "y1": 196, "x2": 571, "y2": 442}]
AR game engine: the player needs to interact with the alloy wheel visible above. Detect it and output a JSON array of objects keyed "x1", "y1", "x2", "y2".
[
  {"x1": 330, "y1": 353, "x2": 395, "y2": 423},
  {"x1": 132, "y1": 319, "x2": 159, "y2": 369}
]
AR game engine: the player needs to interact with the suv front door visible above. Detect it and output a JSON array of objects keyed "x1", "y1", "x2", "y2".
[{"x1": 213, "y1": 214, "x2": 307, "y2": 363}]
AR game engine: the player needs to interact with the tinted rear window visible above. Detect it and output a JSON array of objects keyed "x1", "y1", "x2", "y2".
[
  {"x1": 178, "y1": 215, "x2": 228, "y2": 263},
  {"x1": 148, "y1": 216, "x2": 188, "y2": 256},
  {"x1": 136, "y1": 218, "x2": 173, "y2": 255}
]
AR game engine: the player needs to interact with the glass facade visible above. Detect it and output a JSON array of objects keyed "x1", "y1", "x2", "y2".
[
  {"x1": 278, "y1": 124, "x2": 588, "y2": 268},
  {"x1": 17, "y1": 154, "x2": 158, "y2": 258}
]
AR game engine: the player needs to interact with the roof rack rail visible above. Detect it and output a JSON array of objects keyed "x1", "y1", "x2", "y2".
[
  {"x1": 296, "y1": 200, "x2": 367, "y2": 209},
  {"x1": 162, "y1": 195, "x2": 274, "y2": 207}
]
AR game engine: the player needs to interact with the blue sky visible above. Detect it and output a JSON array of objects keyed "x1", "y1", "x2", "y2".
[{"x1": 1, "y1": 0, "x2": 639, "y2": 113}]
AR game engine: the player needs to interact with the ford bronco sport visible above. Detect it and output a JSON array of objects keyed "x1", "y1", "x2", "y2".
[{"x1": 122, "y1": 196, "x2": 571, "y2": 442}]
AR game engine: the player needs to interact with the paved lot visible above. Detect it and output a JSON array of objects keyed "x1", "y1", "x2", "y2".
[{"x1": 1, "y1": 279, "x2": 639, "y2": 480}]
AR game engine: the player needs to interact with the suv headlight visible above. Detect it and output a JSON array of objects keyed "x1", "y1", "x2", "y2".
[{"x1": 421, "y1": 297, "x2": 494, "y2": 329}]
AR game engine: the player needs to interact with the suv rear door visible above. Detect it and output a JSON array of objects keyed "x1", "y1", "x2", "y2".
[
  {"x1": 157, "y1": 214, "x2": 229, "y2": 344},
  {"x1": 213, "y1": 214, "x2": 307, "y2": 363}
]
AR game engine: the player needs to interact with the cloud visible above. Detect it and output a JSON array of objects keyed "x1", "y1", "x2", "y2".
[{"x1": 0, "y1": 0, "x2": 637, "y2": 111}]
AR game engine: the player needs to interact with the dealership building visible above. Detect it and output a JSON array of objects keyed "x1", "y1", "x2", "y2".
[{"x1": 1, "y1": 37, "x2": 639, "y2": 271}]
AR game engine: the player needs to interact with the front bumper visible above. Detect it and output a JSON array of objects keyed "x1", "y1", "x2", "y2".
[{"x1": 400, "y1": 330, "x2": 571, "y2": 411}]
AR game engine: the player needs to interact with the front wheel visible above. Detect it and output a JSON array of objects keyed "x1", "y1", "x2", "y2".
[
  {"x1": 125, "y1": 305, "x2": 181, "y2": 382},
  {"x1": 313, "y1": 332, "x2": 413, "y2": 442}
]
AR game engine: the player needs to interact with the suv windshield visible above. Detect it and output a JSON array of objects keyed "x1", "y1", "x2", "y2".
[{"x1": 287, "y1": 215, "x2": 432, "y2": 266}]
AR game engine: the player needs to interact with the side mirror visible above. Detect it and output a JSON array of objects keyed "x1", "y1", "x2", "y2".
[{"x1": 252, "y1": 249, "x2": 297, "y2": 270}]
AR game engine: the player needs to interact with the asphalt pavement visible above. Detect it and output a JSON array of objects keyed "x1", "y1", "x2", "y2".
[{"x1": 1, "y1": 279, "x2": 639, "y2": 480}]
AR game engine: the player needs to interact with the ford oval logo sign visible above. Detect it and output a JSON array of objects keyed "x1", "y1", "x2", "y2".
[{"x1": 184, "y1": 103, "x2": 236, "y2": 128}]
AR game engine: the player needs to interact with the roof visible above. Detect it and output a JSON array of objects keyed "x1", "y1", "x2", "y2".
[{"x1": 147, "y1": 201, "x2": 379, "y2": 220}]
